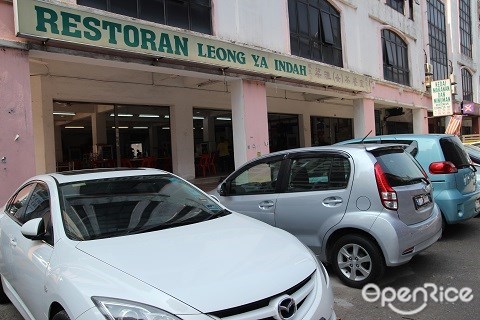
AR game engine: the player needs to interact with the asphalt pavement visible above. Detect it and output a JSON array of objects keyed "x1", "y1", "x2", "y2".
[
  {"x1": 333, "y1": 216, "x2": 480, "y2": 320},
  {"x1": 1, "y1": 217, "x2": 479, "y2": 320}
]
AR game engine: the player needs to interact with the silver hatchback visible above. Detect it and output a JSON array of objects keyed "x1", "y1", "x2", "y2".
[{"x1": 212, "y1": 144, "x2": 442, "y2": 288}]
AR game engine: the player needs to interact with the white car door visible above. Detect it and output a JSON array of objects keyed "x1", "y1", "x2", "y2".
[
  {"x1": 1, "y1": 183, "x2": 36, "y2": 290},
  {"x1": 10, "y1": 182, "x2": 54, "y2": 320}
]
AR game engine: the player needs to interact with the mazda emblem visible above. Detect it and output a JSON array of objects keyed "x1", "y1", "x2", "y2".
[{"x1": 277, "y1": 296, "x2": 297, "y2": 320}]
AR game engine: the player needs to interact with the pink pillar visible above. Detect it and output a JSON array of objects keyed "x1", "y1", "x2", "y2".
[
  {"x1": 231, "y1": 80, "x2": 270, "y2": 169},
  {"x1": 413, "y1": 108, "x2": 429, "y2": 134},
  {"x1": 353, "y1": 98, "x2": 376, "y2": 138},
  {"x1": 0, "y1": 48, "x2": 36, "y2": 203}
]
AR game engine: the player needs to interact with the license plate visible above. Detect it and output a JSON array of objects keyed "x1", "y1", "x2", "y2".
[
  {"x1": 476, "y1": 198, "x2": 480, "y2": 212},
  {"x1": 414, "y1": 194, "x2": 431, "y2": 209}
]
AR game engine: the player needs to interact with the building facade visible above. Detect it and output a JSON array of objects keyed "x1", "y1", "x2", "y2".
[{"x1": 0, "y1": 0, "x2": 479, "y2": 202}]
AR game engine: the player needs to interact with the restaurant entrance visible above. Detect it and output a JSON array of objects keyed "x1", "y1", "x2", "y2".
[{"x1": 54, "y1": 102, "x2": 172, "y2": 171}]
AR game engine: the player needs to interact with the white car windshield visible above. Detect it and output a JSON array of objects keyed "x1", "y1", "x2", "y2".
[{"x1": 58, "y1": 175, "x2": 228, "y2": 241}]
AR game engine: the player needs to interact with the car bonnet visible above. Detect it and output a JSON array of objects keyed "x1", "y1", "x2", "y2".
[{"x1": 75, "y1": 213, "x2": 317, "y2": 313}]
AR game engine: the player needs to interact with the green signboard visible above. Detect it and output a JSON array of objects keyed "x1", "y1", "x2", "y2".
[{"x1": 14, "y1": 0, "x2": 371, "y2": 93}]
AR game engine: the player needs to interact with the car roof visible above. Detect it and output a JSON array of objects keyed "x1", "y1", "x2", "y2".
[
  {"x1": 44, "y1": 168, "x2": 171, "y2": 184},
  {"x1": 241, "y1": 144, "x2": 405, "y2": 164},
  {"x1": 338, "y1": 133, "x2": 456, "y2": 143}
]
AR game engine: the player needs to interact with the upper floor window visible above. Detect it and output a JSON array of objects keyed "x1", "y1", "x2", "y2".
[
  {"x1": 382, "y1": 29, "x2": 410, "y2": 86},
  {"x1": 288, "y1": 0, "x2": 343, "y2": 67},
  {"x1": 459, "y1": 0, "x2": 472, "y2": 57},
  {"x1": 386, "y1": 0, "x2": 414, "y2": 19},
  {"x1": 408, "y1": 0, "x2": 414, "y2": 20},
  {"x1": 461, "y1": 68, "x2": 473, "y2": 101},
  {"x1": 427, "y1": 0, "x2": 448, "y2": 80},
  {"x1": 77, "y1": 0, "x2": 212, "y2": 34},
  {"x1": 386, "y1": 0, "x2": 404, "y2": 14}
]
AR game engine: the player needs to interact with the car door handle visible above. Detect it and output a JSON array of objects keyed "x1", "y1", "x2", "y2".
[
  {"x1": 259, "y1": 200, "x2": 275, "y2": 210},
  {"x1": 322, "y1": 197, "x2": 343, "y2": 207},
  {"x1": 9, "y1": 238, "x2": 17, "y2": 247}
]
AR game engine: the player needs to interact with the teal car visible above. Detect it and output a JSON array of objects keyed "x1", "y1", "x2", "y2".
[{"x1": 337, "y1": 134, "x2": 480, "y2": 226}]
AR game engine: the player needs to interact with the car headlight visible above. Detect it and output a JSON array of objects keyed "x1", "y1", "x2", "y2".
[{"x1": 92, "y1": 297, "x2": 181, "y2": 320}]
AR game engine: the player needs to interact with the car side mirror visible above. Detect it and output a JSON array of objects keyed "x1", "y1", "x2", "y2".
[
  {"x1": 21, "y1": 217, "x2": 45, "y2": 240},
  {"x1": 218, "y1": 182, "x2": 227, "y2": 196}
]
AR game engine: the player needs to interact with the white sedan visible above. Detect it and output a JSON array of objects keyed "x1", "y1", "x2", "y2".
[{"x1": 0, "y1": 168, "x2": 335, "y2": 320}]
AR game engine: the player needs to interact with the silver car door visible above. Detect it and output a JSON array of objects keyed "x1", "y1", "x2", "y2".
[
  {"x1": 218, "y1": 157, "x2": 284, "y2": 226},
  {"x1": 274, "y1": 152, "x2": 352, "y2": 253},
  {"x1": 10, "y1": 183, "x2": 54, "y2": 320}
]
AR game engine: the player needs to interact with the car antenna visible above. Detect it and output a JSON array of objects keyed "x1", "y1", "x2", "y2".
[{"x1": 360, "y1": 130, "x2": 373, "y2": 144}]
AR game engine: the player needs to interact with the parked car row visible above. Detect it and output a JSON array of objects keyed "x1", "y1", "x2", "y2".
[{"x1": 1, "y1": 134, "x2": 478, "y2": 320}]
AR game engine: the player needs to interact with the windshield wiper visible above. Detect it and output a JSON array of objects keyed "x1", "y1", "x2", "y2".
[{"x1": 202, "y1": 208, "x2": 231, "y2": 221}]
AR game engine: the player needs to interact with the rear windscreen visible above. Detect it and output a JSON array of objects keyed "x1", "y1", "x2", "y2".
[
  {"x1": 372, "y1": 149, "x2": 426, "y2": 187},
  {"x1": 440, "y1": 137, "x2": 471, "y2": 168}
]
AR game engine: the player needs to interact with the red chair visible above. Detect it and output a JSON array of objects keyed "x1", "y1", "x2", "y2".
[
  {"x1": 121, "y1": 158, "x2": 133, "y2": 168},
  {"x1": 196, "y1": 154, "x2": 210, "y2": 177},
  {"x1": 141, "y1": 157, "x2": 157, "y2": 168}
]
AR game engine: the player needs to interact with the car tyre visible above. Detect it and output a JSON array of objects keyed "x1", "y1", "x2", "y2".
[
  {"x1": 0, "y1": 277, "x2": 10, "y2": 304},
  {"x1": 52, "y1": 310, "x2": 70, "y2": 320},
  {"x1": 331, "y1": 234, "x2": 385, "y2": 289}
]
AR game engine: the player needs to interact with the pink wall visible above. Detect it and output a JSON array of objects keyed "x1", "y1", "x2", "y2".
[
  {"x1": 242, "y1": 81, "x2": 270, "y2": 160},
  {"x1": 0, "y1": 2, "x2": 36, "y2": 203},
  {"x1": 0, "y1": 2, "x2": 26, "y2": 43},
  {"x1": 0, "y1": 48, "x2": 36, "y2": 204},
  {"x1": 370, "y1": 83, "x2": 431, "y2": 107}
]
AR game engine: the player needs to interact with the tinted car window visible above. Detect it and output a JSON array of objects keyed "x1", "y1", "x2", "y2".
[
  {"x1": 462, "y1": 144, "x2": 480, "y2": 164},
  {"x1": 59, "y1": 174, "x2": 228, "y2": 241},
  {"x1": 229, "y1": 160, "x2": 282, "y2": 195},
  {"x1": 287, "y1": 155, "x2": 350, "y2": 191},
  {"x1": 440, "y1": 137, "x2": 471, "y2": 168},
  {"x1": 23, "y1": 184, "x2": 50, "y2": 223},
  {"x1": 6, "y1": 184, "x2": 35, "y2": 223},
  {"x1": 372, "y1": 149, "x2": 426, "y2": 187}
]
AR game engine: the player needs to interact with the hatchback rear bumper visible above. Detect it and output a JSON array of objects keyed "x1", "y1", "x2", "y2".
[
  {"x1": 434, "y1": 189, "x2": 480, "y2": 224},
  {"x1": 370, "y1": 204, "x2": 442, "y2": 267}
]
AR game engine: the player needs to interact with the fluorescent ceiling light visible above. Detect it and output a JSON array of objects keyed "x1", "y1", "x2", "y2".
[
  {"x1": 133, "y1": 126, "x2": 148, "y2": 129},
  {"x1": 193, "y1": 116, "x2": 205, "y2": 120},
  {"x1": 164, "y1": 115, "x2": 170, "y2": 119},
  {"x1": 111, "y1": 126, "x2": 129, "y2": 129},
  {"x1": 110, "y1": 113, "x2": 133, "y2": 117},
  {"x1": 162, "y1": 127, "x2": 170, "y2": 130},
  {"x1": 138, "y1": 114, "x2": 160, "y2": 118},
  {"x1": 65, "y1": 126, "x2": 84, "y2": 129},
  {"x1": 53, "y1": 112, "x2": 76, "y2": 116},
  {"x1": 216, "y1": 117, "x2": 231, "y2": 121}
]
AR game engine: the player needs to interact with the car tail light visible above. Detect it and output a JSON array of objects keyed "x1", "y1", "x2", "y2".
[
  {"x1": 429, "y1": 161, "x2": 458, "y2": 174},
  {"x1": 374, "y1": 162, "x2": 398, "y2": 210}
]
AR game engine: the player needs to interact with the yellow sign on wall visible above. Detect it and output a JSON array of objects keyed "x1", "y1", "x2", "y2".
[{"x1": 14, "y1": 0, "x2": 371, "y2": 93}]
